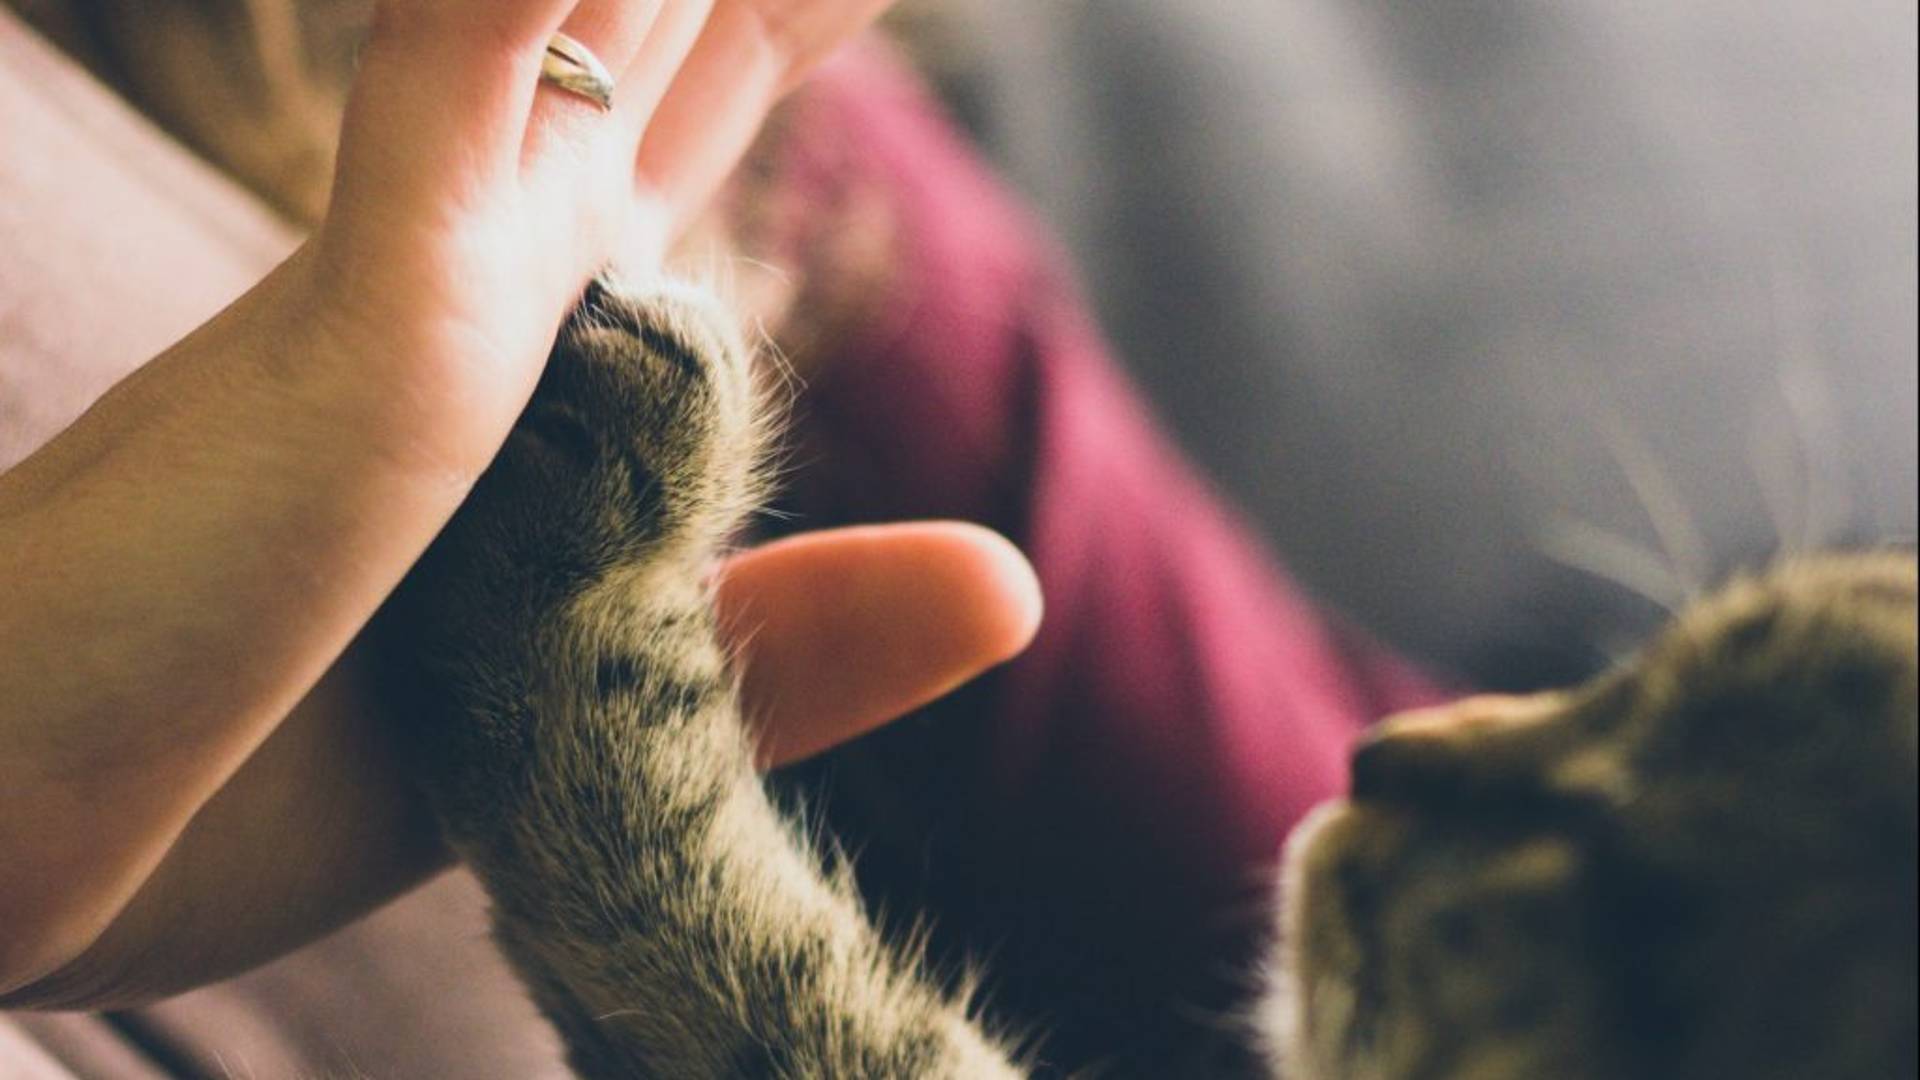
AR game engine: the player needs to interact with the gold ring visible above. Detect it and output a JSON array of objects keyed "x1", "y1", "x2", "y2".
[{"x1": 541, "y1": 31, "x2": 615, "y2": 112}]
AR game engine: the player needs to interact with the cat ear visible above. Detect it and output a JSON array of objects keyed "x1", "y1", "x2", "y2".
[
  {"x1": 1352, "y1": 694, "x2": 1566, "y2": 800},
  {"x1": 1353, "y1": 691, "x2": 1641, "y2": 806}
]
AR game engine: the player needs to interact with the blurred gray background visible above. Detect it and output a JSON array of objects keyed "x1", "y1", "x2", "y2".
[{"x1": 930, "y1": 0, "x2": 1918, "y2": 688}]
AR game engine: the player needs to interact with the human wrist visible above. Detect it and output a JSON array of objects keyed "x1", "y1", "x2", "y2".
[{"x1": 208, "y1": 240, "x2": 552, "y2": 487}]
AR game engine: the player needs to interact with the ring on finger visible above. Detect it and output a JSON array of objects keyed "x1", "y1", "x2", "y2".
[{"x1": 540, "y1": 31, "x2": 616, "y2": 112}]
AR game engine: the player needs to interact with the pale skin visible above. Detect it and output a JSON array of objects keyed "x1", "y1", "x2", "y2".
[{"x1": 0, "y1": 0, "x2": 1042, "y2": 1005}]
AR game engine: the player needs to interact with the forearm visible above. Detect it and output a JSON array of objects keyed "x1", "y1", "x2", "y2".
[
  {"x1": 0, "y1": 642, "x2": 449, "y2": 1010},
  {"x1": 0, "y1": 251, "x2": 500, "y2": 993}
]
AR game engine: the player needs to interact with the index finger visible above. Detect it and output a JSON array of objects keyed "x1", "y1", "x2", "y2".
[
  {"x1": 715, "y1": 522, "x2": 1043, "y2": 769},
  {"x1": 633, "y1": 0, "x2": 895, "y2": 231}
]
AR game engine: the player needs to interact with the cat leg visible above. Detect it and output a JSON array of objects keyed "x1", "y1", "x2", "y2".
[{"x1": 385, "y1": 280, "x2": 1022, "y2": 1078}]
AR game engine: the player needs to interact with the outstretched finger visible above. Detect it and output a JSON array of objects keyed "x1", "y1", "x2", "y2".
[
  {"x1": 606, "y1": 0, "x2": 719, "y2": 150},
  {"x1": 522, "y1": 1, "x2": 717, "y2": 265},
  {"x1": 521, "y1": 0, "x2": 667, "y2": 167},
  {"x1": 333, "y1": 0, "x2": 576, "y2": 217},
  {"x1": 715, "y1": 522, "x2": 1044, "y2": 770},
  {"x1": 633, "y1": 0, "x2": 894, "y2": 228}
]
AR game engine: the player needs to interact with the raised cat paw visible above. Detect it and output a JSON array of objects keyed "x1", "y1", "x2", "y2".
[
  {"x1": 490, "y1": 277, "x2": 753, "y2": 571},
  {"x1": 381, "y1": 275, "x2": 762, "y2": 830},
  {"x1": 380, "y1": 275, "x2": 1026, "y2": 1080},
  {"x1": 401, "y1": 278, "x2": 756, "y2": 634}
]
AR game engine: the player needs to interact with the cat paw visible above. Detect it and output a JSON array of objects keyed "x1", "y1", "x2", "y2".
[
  {"x1": 381, "y1": 276, "x2": 761, "y2": 832},
  {"x1": 392, "y1": 276, "x2": 761, "y2": 672},
  {"x1": 510, "y1": 275, "x2": 761, "y2": 567},
  {"x1": 536, "y1": 276, "x2": 761, "y2": 544}
]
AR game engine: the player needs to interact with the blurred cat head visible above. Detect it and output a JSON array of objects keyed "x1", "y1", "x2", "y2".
[{"x1": 1272, "y1": 553, "x2": 1917, "y2": 1080}]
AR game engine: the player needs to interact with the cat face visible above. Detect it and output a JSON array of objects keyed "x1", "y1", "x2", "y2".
[{"x1": 1275, "y1": 554, "x2": 1918, "y2": 1080}]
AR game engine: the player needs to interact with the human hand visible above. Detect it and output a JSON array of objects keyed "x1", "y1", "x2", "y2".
[
  {"x1": 0, "y1": 0, "x2": 1012, "y2": 1002},
  {"x1": 308, "y1": 0, "x2": 890, "y2": 474}
]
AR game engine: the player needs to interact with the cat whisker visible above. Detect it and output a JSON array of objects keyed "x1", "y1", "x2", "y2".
[
  {"x1": 724, "y1": 252, "x2": 796, "y2": 288},
  {"x1": 1746, "y1": 388, "x2": 1808, "y2": 566},
  {"x1": 1761, "y1": 251, "x2": 1852, "y2": 559},
  {"x1": 1539, "y1": 517, "x2": 1686, "y2": 617},
  {"x1": 1587, "y1": 404, "x2": 1709, "y2": 603}
]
